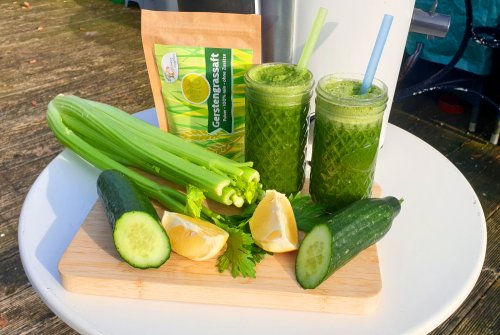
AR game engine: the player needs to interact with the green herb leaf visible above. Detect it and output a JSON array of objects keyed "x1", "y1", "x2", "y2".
[
  {"x1": 217, "y1": 225, "x2": 257, "y2": 278},
  {"x1": 216, "y1": 212, "x2": 267, "y2": 278},
  {"x1": 185, "y1": 185, "x2": 205, "y2": 218},
  {"x1": 223, "y1": 203, "x2": 257, "y2": 229},
  {"x1": 288, "y1": 193, "x2": 329, "y2": 232}
]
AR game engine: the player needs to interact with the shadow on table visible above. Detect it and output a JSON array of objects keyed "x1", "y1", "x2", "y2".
[{"x1": 35, "y1": 150, "x2": 100, "y2": 284}]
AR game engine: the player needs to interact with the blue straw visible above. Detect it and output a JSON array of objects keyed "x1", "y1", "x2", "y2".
[{"x1": 360, "y1": 14, "x2": 394, "y2": 94}]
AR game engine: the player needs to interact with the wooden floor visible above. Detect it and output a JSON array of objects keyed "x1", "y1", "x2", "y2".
[{"x1": 1, "y1": 1, "x2": 498, "y2": 334}]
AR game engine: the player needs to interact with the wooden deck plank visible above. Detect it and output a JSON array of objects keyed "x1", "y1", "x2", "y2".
[
  {"x1": 483, "y1": 208, "x2": 500, "y2": 271},
  {"x1": 0, "y1": 1, "x2": 132, "y2": 42},
  {"x1": 0, "y1": 284, "x2": 78, "y2": 335},
  {"x1": 428, "y1": 269, "x2": 498, "y2": 335},
  {"x1": 428, "y1": 208, "x2": 499, "y2": 335},
  {"x1": 451, "y1": 277, "x2": 499, "y2": 335},
  {"x1": 391, "y1": 93, "x2": 497, "y2": 144},
  {"x1": 1, "y1": 251, "x2": 29, "y2": 297}
]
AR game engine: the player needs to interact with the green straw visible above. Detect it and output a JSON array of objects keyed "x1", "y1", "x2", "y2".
[{"x1": 297, "y1": 7, "x2": 328, "y2": 68}]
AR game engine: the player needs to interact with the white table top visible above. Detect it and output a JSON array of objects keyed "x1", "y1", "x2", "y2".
[{"x1": 19, "y1": 109, "x2": 486, "y2": 335}]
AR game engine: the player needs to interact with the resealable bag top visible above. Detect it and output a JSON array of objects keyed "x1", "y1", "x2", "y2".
[{"x1": 141, "y1": 10, "x2": 261, "y2": 161}]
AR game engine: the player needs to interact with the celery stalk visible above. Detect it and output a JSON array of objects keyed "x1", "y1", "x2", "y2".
[
  {"x1": 51, "y1": 95, "x2": 261, "y2": 207},
  {"x1": 91, "y1": 105, "x2": 254, "y2": 196},
  {"x1": 56, "y1": 101, "x2": 230, "y2": 196},
  {"x1": 62, "y1": 113, "x2": 236, "y2": 206},
  {"x1": 47, "y1": 101, "x2": 189, "y2": 213},
  {"x1": 67, "y1": 114, "x2": 236, "y2": 205},
  {"x1": 79, "y1": 96, "x2": 258, "y2": 189},
  {"x1": 84, "y1": 98, "x2": 252, "y2": 175}
]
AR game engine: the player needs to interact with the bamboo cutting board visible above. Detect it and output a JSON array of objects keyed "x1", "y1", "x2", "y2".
[{"x1": 59, "y1": 184, "x2": 383, "y2": 314}]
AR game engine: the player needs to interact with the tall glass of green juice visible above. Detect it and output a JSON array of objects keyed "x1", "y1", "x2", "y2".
[
  {"x1": 309, "y1": 74, "x2": 388, "y2": 210},
  {"x1": 244, "y1": 63, "x2": 314, "y2": 194}
]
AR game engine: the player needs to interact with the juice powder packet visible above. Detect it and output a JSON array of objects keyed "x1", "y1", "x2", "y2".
[{"x1": 141, "y1": 10, "x2": 261, "y2": 161}]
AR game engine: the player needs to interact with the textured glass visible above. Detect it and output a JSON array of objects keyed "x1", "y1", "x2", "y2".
[{"x1": 245, "y1": 100, "x2": 310, "y2": 194}]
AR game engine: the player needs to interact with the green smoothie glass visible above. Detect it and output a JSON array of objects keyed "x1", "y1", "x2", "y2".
[
  {"x1": 309, "y1": 74, "x2": 388, "y2": 210},
  {"x1": 244, "y1": 63, "x2": 314, "y2": 195}
]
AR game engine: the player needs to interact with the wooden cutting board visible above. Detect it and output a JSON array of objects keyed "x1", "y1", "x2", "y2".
[{"x1": 59, "y1": 184, "x2": 382, "y2": 314}]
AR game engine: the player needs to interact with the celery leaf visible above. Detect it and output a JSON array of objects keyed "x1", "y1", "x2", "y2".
[{"x1": 185, "y1": 185, "x2": 205, "y2": 219}]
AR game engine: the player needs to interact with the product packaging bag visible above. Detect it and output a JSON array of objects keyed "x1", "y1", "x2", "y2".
[{"x1": 142, "y1": 10, "x2": 261, "y2": 161}]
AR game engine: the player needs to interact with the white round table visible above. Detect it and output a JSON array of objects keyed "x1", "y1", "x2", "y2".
[{"x1": 19, "y1": 109, "x2": 486, "y2": 335}]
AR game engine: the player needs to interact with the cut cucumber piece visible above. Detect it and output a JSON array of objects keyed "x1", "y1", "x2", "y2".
[
  {"x1": 97, "y1": 170, "x2": 170, "y2": 269},
  {"x1": 112, "y1": 211, "x2": 170, "y2": 268},
  {"x1": 295, "y1": 224, "x2": 332, "y2": 288},
  {"x1": 295, "y1": 196, "x2": 402, "y2": 289}
]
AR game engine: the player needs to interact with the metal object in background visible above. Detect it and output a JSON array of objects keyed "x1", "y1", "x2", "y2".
[
  {"x1": 124, "y1": 0, "x2": 178, "y2": 11},
  {"x1": 124, "y1": 0, "x2": 258, "y2": 13},
  {"x1": 176, "y1": 0, "x2": 256, "y2": 14},
  {"x1": 409, "y1": 8, "x2": 451, "y2": 38},
  {"x1": 260, "y1": 0, "x2": 295, "y2": 63},
  {"x1": 399, "y1": 0, "x2": 451, "y2": 83}
]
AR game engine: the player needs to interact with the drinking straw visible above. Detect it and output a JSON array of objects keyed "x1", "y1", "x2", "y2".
[
  {"x1": 297, "y1": 7, "x2": 328, "y2": 69},
  {"x1": 360, "y1": 14, "x2": 394, "y2": 94}
]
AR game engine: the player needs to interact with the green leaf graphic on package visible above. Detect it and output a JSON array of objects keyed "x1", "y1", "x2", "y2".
[{"x1": 155, "y1": 45, "x2": 253, "y2": 162}]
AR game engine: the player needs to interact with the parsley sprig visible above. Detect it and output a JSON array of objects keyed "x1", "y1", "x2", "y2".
[{"x1": 215, "y1": 204, "x2": 268, "y2": 278}]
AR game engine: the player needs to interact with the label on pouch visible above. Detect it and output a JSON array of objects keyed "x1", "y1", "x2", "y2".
[
  {"x1": 154, "y1": 44, "x2": 252, "y2": 161},
  {"x1": 204, "y1": 48, "x2": 233, "y2": 134}
]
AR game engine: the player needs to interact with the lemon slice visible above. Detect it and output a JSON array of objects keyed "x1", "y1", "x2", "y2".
[
  {"x1": 161, "y1": 211, "x2": 229, "y2": 261},
  {"x1": 249, "y1": 190, "x2": 299, "y2": 253}
]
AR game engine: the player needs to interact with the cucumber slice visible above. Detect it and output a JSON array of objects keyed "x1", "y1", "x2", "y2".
[
  {"x1": 97, "y1": 170, "x2": 170, "y2": 269},
  {"x1": 113, "y1": 211, "x2": 170, "y2": 268},
  {"x1": 295, "y1": 224, "x2": 332, "y2": 289}
]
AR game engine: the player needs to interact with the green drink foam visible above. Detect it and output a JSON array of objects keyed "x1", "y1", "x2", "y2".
[{"x1": 247, "y1": 63, "x2": 312, "y2": 87}]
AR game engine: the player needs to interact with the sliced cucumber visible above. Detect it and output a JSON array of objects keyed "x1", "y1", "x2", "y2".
[
  {"x1": 97, "y1": 170, "x2": 170, "y2": 269},
  {"x1": 295, "y1": 224, "x2": 332, "y2": 288}
]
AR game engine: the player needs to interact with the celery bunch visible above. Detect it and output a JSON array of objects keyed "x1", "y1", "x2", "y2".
[
  {"x1": 47, "y1": 95, "x2": 265, "y2": 277},
  {"x1": 50, "y1": 95, "x2": 261, "y2": 208}
]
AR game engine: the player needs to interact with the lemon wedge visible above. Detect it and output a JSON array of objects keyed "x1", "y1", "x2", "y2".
[
  {"x1": 161, "y1": 211, "x2": 229, "y2": 261},
  {"x1": 249, "y1": 190, "x2": 299, "y2": 253}
]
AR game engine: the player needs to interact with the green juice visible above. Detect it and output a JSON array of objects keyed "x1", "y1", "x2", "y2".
[
  {"x1": 309, "y1": 74, "x2": 388, "y2": 210},
  {"x1": 244, "y1": 63, "x2": 314, "y2": 194}
]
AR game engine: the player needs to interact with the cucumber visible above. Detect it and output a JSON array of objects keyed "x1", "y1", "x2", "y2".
[
  {"x1": 295, "y1": 196, "x2": 401, "y2": 289},
  {"x1": 97, "y1": 170, "x2": 170, "y2": 269}
]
